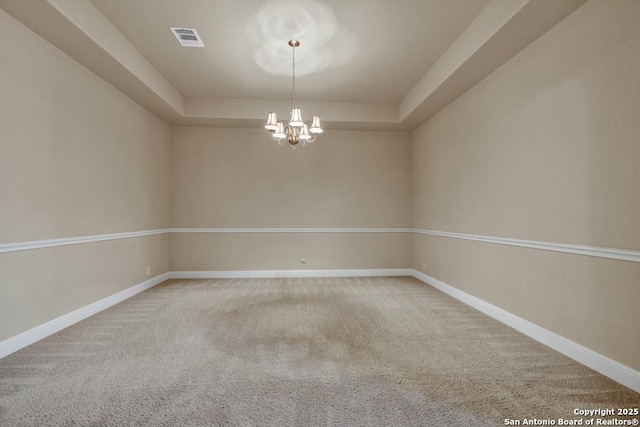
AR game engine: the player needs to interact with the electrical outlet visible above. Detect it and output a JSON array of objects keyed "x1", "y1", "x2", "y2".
[
  {"x1": 422, "y1": 261, "x2": 426, "y2": 270},
  {"x1": 300, "y1": 258, "x2": 307, "y2": 265},
  {"x1": 146, "y1": 266, "x2": 151, "y2": 276}
]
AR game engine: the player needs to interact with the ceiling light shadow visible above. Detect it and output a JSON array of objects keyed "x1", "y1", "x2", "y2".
[{"x1": 247, "y1": 0, "x2": 358, "y2": 76}]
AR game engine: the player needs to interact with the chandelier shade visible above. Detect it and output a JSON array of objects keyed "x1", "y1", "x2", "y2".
[
  {"x1": 289, "y1": 108, "x2": 304, "y2": 127},
  {"x1": 264, "y1": 40, "x2": 322, "y2": 148},
  {"x1": 273, "y1": 122, "x2": 286, "y2": 139},
  {"x1": 265, "y1": 112, "x2": 278, "y2": 131},
  {"x1": 300, "y1": 124, "x2": 311, "y2": 141},
  {"x1": 310, "y1": 116, "x2": 323, "y2": 134}
]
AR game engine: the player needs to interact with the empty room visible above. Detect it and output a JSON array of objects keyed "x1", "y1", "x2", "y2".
[{"x1": 1, "y1": 0, "x2": 639, "y2": 425}]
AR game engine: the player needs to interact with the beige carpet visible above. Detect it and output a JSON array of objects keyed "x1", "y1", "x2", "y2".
[{"x1": 0, "y1": 277, "x2": 637, "y2": 426}]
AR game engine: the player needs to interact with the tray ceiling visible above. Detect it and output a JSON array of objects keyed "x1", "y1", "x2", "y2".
[{"x1": 1, "y1": 0, "x2": 588, "y2": 129}]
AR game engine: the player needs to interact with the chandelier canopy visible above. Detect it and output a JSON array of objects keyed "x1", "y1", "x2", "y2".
[{"x1": 264, "y1": 40, "x2": 322, "y2": 148}]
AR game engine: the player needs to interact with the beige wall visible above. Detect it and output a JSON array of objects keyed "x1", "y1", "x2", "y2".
[
  {"x1": 411, "y1": 0, "x2": 640, "y2": 370},
  {"x1": 170, "y1": 127, "x2": 412, "y2": 270},
  {"x1": 171, "y1": 233, "x2": 409, "y2": 271},
  {"x1": 0, "y1": 10, "x2": 171, "y2": 341},
  {"x1": 0, "y1": 235, "x2": 170, "y2": 340}
]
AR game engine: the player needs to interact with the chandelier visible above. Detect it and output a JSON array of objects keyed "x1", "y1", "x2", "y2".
[{"x1": 264, "y1": 40, "x2": 323, "y2": 148}]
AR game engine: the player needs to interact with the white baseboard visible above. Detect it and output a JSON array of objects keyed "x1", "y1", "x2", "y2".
[
  {"x1": 170, "y1": 268, "x2": 413, "y2": 279},
  {"x1": 411, "y1": 269, "x2": 640, "y2": 394},
  {"x1": 0, "y1": 272, "x2": 170, "y2": 360}
]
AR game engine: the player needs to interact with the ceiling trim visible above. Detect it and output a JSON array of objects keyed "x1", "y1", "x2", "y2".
[{"x1": 184, "y1": 98, "x2": 398, "y2": 128}]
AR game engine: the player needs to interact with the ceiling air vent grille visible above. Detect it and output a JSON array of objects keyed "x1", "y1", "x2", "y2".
[{"x1": 170, "y1": 27, "x2": 204, "y2": 48}]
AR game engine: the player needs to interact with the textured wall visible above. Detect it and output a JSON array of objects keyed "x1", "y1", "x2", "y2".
[
  {"x1": 0, "y1": 10, "x2": 171, "y2": 341},
  {"x1": 411, "y1": 0, "x2": 640, "y2": 370},
  {"x1": 170, "y1": 127, "x2": 412, "y2": 271}
]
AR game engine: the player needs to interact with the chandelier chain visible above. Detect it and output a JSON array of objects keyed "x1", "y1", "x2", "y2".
[{"x1": 291, "y1": 42, "x2": 296, "y2": 109}]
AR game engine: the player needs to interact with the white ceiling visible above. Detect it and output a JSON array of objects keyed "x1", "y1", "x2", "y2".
[
  {"x1": 1, "y1": 0, "x2": 588, "y2": 129},
  {"x1": 88, "y1": 0, "x2": 490, "y2": 103}
]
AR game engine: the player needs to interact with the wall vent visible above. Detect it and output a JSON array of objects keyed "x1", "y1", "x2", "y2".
[{"x1": 170, "y1": 27, "x2": 204, "y2": 48}]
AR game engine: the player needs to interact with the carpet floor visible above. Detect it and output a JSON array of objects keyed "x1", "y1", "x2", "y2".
[{"x1": 0, "y1": 277, "x2": 638, "y2": 426}]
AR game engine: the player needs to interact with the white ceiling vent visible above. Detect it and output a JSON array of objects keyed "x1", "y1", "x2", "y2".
[{"x1": 170, "y1": 27, "x2": 204, "y2": 48}]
